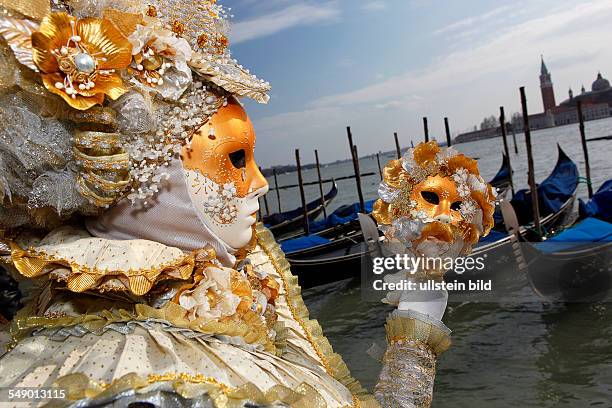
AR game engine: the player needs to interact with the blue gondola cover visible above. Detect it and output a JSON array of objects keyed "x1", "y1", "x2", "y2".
[
  {"x1": 579, "y1": 180, "x2": 612, "y2": 223},
  {"x1": 494, "y1": 146, "x2": 578, "y2": 226},
  {"x1": 535, "y1": 217, "x2": 612, "y2": 253}
]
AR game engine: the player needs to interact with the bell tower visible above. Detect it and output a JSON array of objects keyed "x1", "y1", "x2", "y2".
[{"x1": 540, "y1": 56, "x2": 556, "y2": 112}]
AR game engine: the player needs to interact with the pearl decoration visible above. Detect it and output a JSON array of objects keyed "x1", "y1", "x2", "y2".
[{"x1": 74, "y1": 52, "x2": 96, "y2": 74}]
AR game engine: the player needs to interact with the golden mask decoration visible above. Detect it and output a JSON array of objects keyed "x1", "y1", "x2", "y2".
[
  {"x1": 373, "y1": 142, "x2": 497, "y2": 250},
  {"x1": 181, "y1": 97, "x2": 268, "y2": 198},
  {"x1": 30, "y1": 12, "x2": 132, "y2": 110},
  {"x1": 410, "y1": 174, "x2": 464, "y2": 225}
]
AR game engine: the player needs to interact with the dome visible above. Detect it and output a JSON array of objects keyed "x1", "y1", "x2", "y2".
[{"x1": 591, "y1": 72, "x2": 610, "y2": 92}]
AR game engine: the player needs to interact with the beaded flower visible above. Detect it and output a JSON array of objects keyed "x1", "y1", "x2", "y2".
[{"x1": 31, "y1": 12, "x2": 132, "y2": 110}]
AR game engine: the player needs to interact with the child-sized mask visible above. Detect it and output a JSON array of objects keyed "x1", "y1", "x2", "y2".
[
  {"x1": 181, "y1": 97, "x2": 268, "y2": 250},
  {"x1": 373, "y1": 142, "x2": 497, "y2": 260}
]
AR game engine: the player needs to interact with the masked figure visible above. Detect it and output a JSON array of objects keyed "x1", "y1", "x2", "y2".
[
  {"x1": 0, "y1": 1, "x2": 494, "y2": 407},
  {"x1": 371, "y1": 141, "x2": 497, "y2": 407},
  {"x1": 0, "y1": 1, "x2": 381, "y2": 407}
]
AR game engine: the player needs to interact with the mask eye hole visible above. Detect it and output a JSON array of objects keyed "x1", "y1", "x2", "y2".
[
  {"x1": 421, "y1": 191, "x2": 439, "y2": 205},
  {"x1": 451, "y1": 201, "x2": 462, "y2": 211},
  {"x1": 229, "y1": 149, "x2": 246, "y2": 169}
]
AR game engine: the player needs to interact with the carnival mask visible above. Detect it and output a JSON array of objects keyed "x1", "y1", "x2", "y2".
[
  {"x1": 373, "y1": 142, "x2": 497, "y2": 259},
  {"x1": 181, "y1": 98, "x2": 268, "y2": 249}
]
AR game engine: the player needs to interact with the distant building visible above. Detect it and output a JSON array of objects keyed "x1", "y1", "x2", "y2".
[
  {"x1": 540, "y1": 58, "x2": 556, "y2": 112},
  {"x1": 456, "y1": 57, "x2": 612, "y2": 143}
]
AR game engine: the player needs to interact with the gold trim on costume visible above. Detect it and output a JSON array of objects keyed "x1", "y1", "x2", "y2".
[
  {"x1": 253, "y1": 223, "x2": 380, "y2": 408},
  {"x1": 0, "y1": 0, "x2": 50, "y2": 20},
  {"x1": 53, "y1": 371, "x2": 328, "y2": 408},
  {"x1": 385, "y1": 313, "x2": 451, "y2": 356},
  {"x1": 10, "y1": 242, "x2": 195, "y2": 296},
  {"x1": 9, "y1": 301, "x2": 273, "y2": 353}
]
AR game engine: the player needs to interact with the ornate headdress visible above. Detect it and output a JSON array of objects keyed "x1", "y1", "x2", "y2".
[
  {"x1": 0, "y1": 0, "x2": 270, "y2": 229},
  {"x1": 373, "y1": 141, "x2": 497, "y2": 251}
]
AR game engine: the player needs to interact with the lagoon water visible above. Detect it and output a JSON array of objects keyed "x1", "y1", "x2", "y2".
[{"x1": 264, "y1": 117, "x2": 612, "y2": 407}]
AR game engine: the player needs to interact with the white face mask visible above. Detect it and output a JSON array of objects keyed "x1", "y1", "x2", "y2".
[
  {"x1": 179, "y1": 97, "x2": 269, "y2": 251},
  {"x1": 183, "y1": 167, "x2": 268, "y2": 250}
]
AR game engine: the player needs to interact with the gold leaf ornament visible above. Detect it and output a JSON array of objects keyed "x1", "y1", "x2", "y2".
[
  {"x1": 0, "y1": 16, "x2": 39, "y2": 71},
  {"x1": 30, "y1": 12, "x2": 132, "y2": 110}
]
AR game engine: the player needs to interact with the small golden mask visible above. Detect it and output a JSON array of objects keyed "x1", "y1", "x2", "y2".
[{"x1": 409, "y1": 174, "x2": 464, "y2": 225}]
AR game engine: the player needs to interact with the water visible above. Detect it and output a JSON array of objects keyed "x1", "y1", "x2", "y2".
[{"x1": 264, "y1": 117, "x2": 612, "y2": 407}]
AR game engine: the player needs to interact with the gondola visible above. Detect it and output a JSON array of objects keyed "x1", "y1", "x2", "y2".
[
  {"x1": 264, "y1": 181, "x2": 338, "y2": 236},
  {"x1": 502, "y1": 180, "x2": 612, "y2": 302},
  {"x1": 285, "y1": 147, "x2": 578, "y2": 289},
  {"x1": 489, "y1": 153, "x2": 512, "y2": 192}
]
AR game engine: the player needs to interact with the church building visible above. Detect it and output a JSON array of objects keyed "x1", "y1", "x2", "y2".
[{"x1": 528, "y1": 57, "x2": 612, "y2": 129}]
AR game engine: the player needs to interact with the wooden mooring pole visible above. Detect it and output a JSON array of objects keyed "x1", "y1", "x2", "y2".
[
  {"x1": 353, "y1": 145, "x2": 365, "y2": 212},
  {"x1": 512, "y1": 127, "x2": 519, "y2": 154},
  {"x1": 272, "y1": 168, "x2": 281, "y2": 212},
  {"x1": 519, "y1": 87, "x2": 541, "y2": 235},
  {"x1": 314, "y1": 149, "x2": 327, "y2": 218},
  {"x1": 295, "y1": 149, "x2": 310, "y2": 235},
  {"x1": 376, "y1": 152, "x2": 383, "y2": 179},
  {"x1": 577, "y1": 101, "x2": 594, "y2": 198},
  {"x1": 444, "y1": 117, "x2": 452, "y2": 147},
  {"x1": 394, "y1": 132, "x2": 401, "y2": 159},
  {"x1": 346, "y1": 126, "x2": 365, "y2": 212},
  {"x1": 499, "y1": 106, "x2": 515, "y2": 196},
  {"x1": 423, "y1": 117, "x2": 429, "y2": 142}
]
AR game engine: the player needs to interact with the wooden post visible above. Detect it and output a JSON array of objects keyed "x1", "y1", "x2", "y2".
[
  {"x1": 353, "y1": 145, "x2": 365, "y2": 213},
  {"x1": 272, "y1": 168, "x2": 281, "y2": 212},
  {"x1": 259, "y1": 167, "x2": 270, "y2": 216},
  {"x1": 519, "y1": 87, "x2": 541, "y2": 235},
  {"x1": 444, "y1": 117, "x2": 452, "y2": 147},
  {"x1": 346, "y1": 126, "x2": 365, "y2": 212},
  {"x1": 411, "y1": 140, "x2": 414, "y2": 148},
  {"x1": 511, "y1": 127, "x2": 518, "y2": 154},
  {"x1": 295, "y1": 149, "x2": 310, "y2": 235},
  {"x1": 423, "y1": 117, "x2": 429, "y2": 142},
  {"x1": 314, "y1": 149, "x2": 327, "y2": 218},
  {"x1": 394, "y1": 132, "x2": 401, "y2": 159},
  {"x1": 499, "y1": 106, "x2": 515, "y2": 196},
  {"x1": 577, "y1": 101, "x2": 593, "y2": 198},
  {"x1": 376, "y1": 152, "x2": 383, "y2": 179}
]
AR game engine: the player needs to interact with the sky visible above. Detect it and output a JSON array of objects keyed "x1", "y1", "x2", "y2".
[{"x1": 221, "y1": 0, "x2": 612, "y2": 167}]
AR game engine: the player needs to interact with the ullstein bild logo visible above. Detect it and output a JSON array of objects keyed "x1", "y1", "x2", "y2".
[
  {"x1": 371, "y1": 254, "x2": 486, "y2": 275},
  {"x1": 371, "y1": 278, "x2": 493, "y2": 292}
]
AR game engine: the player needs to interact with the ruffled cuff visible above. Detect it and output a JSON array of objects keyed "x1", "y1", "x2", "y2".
[{"x1": 384, "y1": 309, "x2": 451, "y2": 356}]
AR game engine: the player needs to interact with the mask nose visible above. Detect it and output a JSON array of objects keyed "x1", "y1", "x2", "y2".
[
  {"x1": 434, "y1": 200, "x2": 452, "y2": 224},
  {"x1": 247, "y1": 166, "x2": 269, "y2": 198}
]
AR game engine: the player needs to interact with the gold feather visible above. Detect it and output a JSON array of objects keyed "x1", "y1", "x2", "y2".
[{"x1": 0, "y1": 17, "x2": 39, "y2": 72}]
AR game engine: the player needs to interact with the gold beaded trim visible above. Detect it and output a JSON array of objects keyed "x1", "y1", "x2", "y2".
[{"x1": 253, "y1": 223, "x2": 380, "y2": 408}]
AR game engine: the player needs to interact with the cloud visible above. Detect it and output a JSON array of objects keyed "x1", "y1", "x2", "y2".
[
  {"x1": 433, "y1": 4, "x2": 513, "y2": 36},
  {"x1": 361, "y1": 1, "x2": 387, "y2": 11},
  {"x1": 253, "y1": 0, "x2": 612, "y2": 165},
  {"x1": 231, "y1": 2, "x2": 340, "y2": 44},
  {"x1": 311, "y1": 0, "x2": 612, "y2": 109}
]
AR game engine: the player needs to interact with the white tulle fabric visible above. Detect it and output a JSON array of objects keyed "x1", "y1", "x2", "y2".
[{"x1": 86, "y1": 159, "x2": 237, "y2": 267}]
